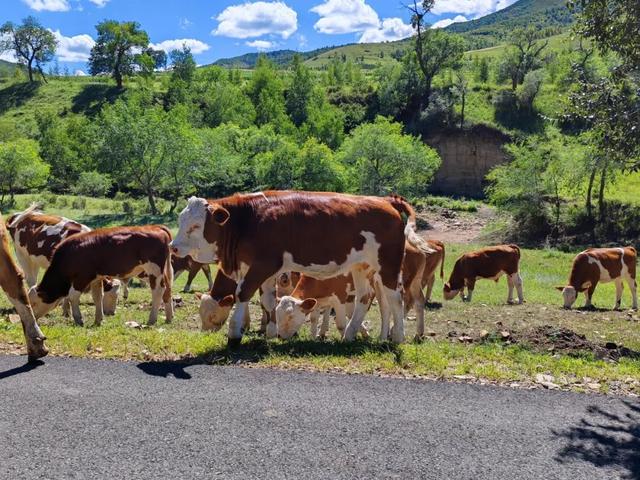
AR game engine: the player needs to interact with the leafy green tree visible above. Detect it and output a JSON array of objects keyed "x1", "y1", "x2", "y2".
[
  {"x1": 0, "y1": 16, "x2": 57, "y2": 83},
  {"x1": 88, "y1": 20, "x2": 149, "y2": 88},
  {"x1": 497, "y1": 28, "x2": 548, "y2": 90},
  {"x1": 200, "y1": 81, "x2": 255, "y2": 128},
  {"x1": 254, "y1": 139, "x2": 298, "y2": 190},
  {"x1": 286, "y1": 54, "x2": 313, "y2": 126},
  {"x1": 477, "y1": 57, "x2": 489, "y2": 83},
  {"x1": 0, "y1": 139, "x2": 49, "y2": 205},
  {"x1": 302, "y1": 91, "x2": 345, "y2": 149},
  {"x1": 72, "y1": 171, "x2": 112, "y2": 197},
  {"x1": 338, "y1": 116, "x2": 441, "y2": 196},
  {"x1": 246, "y1": 56, "x2": 291, "y2": 130},
  {"x1": 170, "y1": 45, "x2": 196, "y2": 83},
  {"x1": 294, "y1": 139, "x2": 344, "y2": 191}
]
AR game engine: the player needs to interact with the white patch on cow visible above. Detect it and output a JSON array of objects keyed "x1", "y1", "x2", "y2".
[
  {"x1": 172, "y1": 197, "x2": 218, "y2": 264},
  {"x1": 37, "y1": 240, "x2": 45, "y2": 249},
  {"x1": 562, "y1": 286, "x2": 578, "y2": 309},
  {"x1": 586, "y1": 253, "x2": 615, "y2": 282},
  {"x1": 282, "y1": 231, "x2": 381, "y2": 280}
]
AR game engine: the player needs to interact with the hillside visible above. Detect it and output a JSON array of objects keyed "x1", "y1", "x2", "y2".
[
  {"x1": 0, "y1": 59, "x2": 20, "y2": 78},
  {"x1": 213, "y1": 46, "x2": 336, "y2": 69}
]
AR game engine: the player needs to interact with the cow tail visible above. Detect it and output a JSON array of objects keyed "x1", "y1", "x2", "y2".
[
  {"x1": 510, "y1": 244, "x2": 521, "y2": 259},
  {"x1": 440, "y1": 242, "x2": 445, "y2": 279},
  {"x1": 7, "y1": 203, "x2": 40, "y2": 229},
  {"x1": 387, "y1": 195, "x2": 436, "y2": 255}
]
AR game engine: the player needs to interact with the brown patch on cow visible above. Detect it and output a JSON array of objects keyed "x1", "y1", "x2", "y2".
[{"x1": 445, "y1": 244, "x2": 521, "y2": 293}]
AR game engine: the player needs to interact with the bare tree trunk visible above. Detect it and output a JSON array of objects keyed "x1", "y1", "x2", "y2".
[
  {"x1": 147, "y1": 190, "x2": 158, "y2": 215},
  {"x1": 460, "y1": 92, "x2": 465, "y2": 129},
  {"x1": 598, "y1": 164, "x2": 607, "y2": 223},
  {"x1": 586, "y1": 166, "x2": 597, "y2": 242},
  {"x1": 27, "y1": 58, "x2": 34, "y2": 83}
]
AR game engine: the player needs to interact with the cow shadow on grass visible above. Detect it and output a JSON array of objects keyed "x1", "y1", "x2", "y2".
[
  {"x1": 554, "y1": 400, "x2": 640, "y2": 479},
  {"x1": 136, "y1": 337, "x2": 402, "y2": 380}
]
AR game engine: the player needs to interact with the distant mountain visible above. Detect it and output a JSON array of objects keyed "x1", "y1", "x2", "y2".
[
  {"x1": 211, "y1": 0, "x2": 574, "y2": 69},
  {"x1": 213, "y1": 46, "x2": 337, "y2": 68}
]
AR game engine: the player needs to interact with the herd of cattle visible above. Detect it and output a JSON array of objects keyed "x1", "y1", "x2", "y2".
[{"x1": 0, "y1": 190, "x2": 637, "y2": 362}]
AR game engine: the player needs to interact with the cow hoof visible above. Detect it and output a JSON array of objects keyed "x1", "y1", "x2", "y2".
[
  {"x1": 227, "y1": 337, "x2": 242, "y2": 349},
  {"x1": 413, "y1": 334, "x2": 424, "y2": 343}
]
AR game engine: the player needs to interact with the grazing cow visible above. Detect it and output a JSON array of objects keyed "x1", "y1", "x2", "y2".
[
  {"x1": 0, "y1": 215, "x2": 48, "y2": 361},
  {"x1": 7, "y1": 205, "x2": 121, "y2": 313},
  {"x1": 199, "y1": 270, "x2": 299, "y2": 333},
  {"x1": 556, "y1": 247, "x2": 637, "y2": 310},
  {"x1": 443, "y1": 245, "x2": 523, "y2": 304},
  {"x1": 275, "y1": 272, "x2": 374, "y2": 340},
  {"x1": 29, "y1": 226, "x2": 174, "y2": 326},
  {"x1": 171, "y1": 191, "x2": 431, "y2": 345},
  {"x1": 172, "y1": 255, "x2": 213, "y2": 293}
]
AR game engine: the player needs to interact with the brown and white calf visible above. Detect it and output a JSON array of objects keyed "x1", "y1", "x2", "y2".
[
  {"x1": 0, "y1": 214, "x2": 48, "y2": 361},
  {"x1": 171, "y1": 191, "x2": 432, "y2": 345},
  {"x1": 276, "y1": 272, "x2": 374, "y2": 340},
  {"x1": 422, "y1": 240, "x2": 446, "y2": 304},
  {"x1": 556, "y1": 247, "x2": 637, "y2": 310},
  {"x1": 172, "y1": 255, "x2": 213, "y2": 293},
  {"x1": 7, "y1": 205, "x2": 121, "y2": 314},
  {"x1": 443, "y1": 245, "x2": 523, "y2": 304},
  {"x1": 29, "y1": 226, "x2": 174, "y2": 326},
  {"x1": 199, "y1": 270, "x2": 299, "y2": 333}
]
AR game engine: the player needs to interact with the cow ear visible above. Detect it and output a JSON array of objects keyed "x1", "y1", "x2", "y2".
[
  {"x1": 300, "y1": 298, "x2": 317, "y2": 314},
  {"x1": 208, "y1": 206, "x2": 230, "y2": 226},
  {"x1": 219, "y1": 295, "x2": 235, "y2": 308},
  {"x1": 555, "y1": 286, "x2": 565, "y2": 292}
]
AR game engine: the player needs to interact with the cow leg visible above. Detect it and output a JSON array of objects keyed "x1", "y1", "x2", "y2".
[
  {"x1": 374, "y1": 278, "x2": 392, "y2": 341},
  {"x1": 411, "y1": 282, "x2": 426, "y2": 339},
  {"x1": 68, "y1": 287, "x2": 84, "y2": 326},
  {"x1": 148, "y1": 274, "x2": 164, "y2": 325},
  {"x1": 627, "y1": 277, "x2": 638, "y2": 310},
  {"x1": 230, "y1": 268, "x2": 275, "y2": 345},
  {"x1": 424, "y1": 274, "x2": 435, "y2": 304},
  {"x1": 465, "y1": 289, "x2": 474, "y2": 303},
  {"x1": 513, "y1": 273, "x2": 524, "y2": 304},
  {"x1": 332, "y1": 302, "x2": 347, "y2": 338},
  {"x1": 259, "y1": 306, "x2": 269, "y2": 334},
  {"x1": 203, "y1": 265, "x2": 214, "y2": 291},
  {"x1": 122, "y1": 280, "x2": 130, "y2": 301},
  {"x1": 343, "y1": 269, "x2": 374, "y2": 342},
  {"x1": 584, "y1": 283, "x2": 597, "y2": 309},
  {"x1": 163, "y1": 262, "x2": 174, "y2": 323},
  {"x1": 242, "y1": 305, "x2": 251, "y2": 333},
  {"x1": 614, "y1": 279, "x2": 624, "y2": 310},
  {"x1": 506, "y1": 274, "x2": 515, "y2": 304},
  {"x1": 90, "y1": 279, "x2": 104, "y2": 326},
  {"x1": 61, "y1": 297, "x2": 71, "y2": 317},
  {"x1": 309, "y1": 310, "x2": 320, "y2": 339},
  {"x1": 260, "y1": 276, "x2": 278, "y2": 339}
]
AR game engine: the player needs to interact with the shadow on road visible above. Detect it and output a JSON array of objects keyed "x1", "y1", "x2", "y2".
[
  {"x1": 554, "y1": 400, "x2": 640, "y2": 479},
  {"x1": 0, "y1": 359, "x2": 44, "y2": 380},
  {"x1": 136, "y1": 337, "x2": 402, "y2": 380}
]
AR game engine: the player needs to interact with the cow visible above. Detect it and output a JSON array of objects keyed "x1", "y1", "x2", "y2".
[
  {"x1": 172, "y1": 255, "x2": 214, "y2": 293},
  {"x1": 275, "y1": 272, "x2": 374, "y2": 340},
  {"x1": 171, "y1": 191, "x2": 432, "y2": 345},
  {"x1": 443, "y1": 245, "x2": 523, "y2": 304},
  {"x1": 0, "y1": 214, "x2": 48, "y2": 361},
  {"x1": 556, "y1": 247, "x2": 637, "y2": 310},
  {"x1": 199, "y1": 270, "x2": 299, "y2": 333},
  {"x1": 7, "y1": 205, "x2": 121, "y2": 314},
  {"x1": 28, "y1": 226, "x2": 174, "y2": 327},
  {"x1": 422, "y1": 240, "x2": 446, "y2": 304}
]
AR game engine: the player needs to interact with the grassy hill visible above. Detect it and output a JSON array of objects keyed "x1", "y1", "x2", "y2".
[
  {"x1": 0, "y1": 59, "x2": 20, "y2": 79},
  {"x1": 213, "y1": 46, "x2": 336, "y2": 69}
]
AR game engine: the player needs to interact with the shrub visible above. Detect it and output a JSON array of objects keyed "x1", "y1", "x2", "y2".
[
  {"x1": 72, "y1": 171, "x2": 112, "y2": 197},
  {"x1": 71, "y1": 197, "x2": 87, "y2": 210}
]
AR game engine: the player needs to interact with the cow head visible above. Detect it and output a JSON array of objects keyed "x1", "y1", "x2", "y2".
[
  {"x1": 556, "y1": 285, "x2": 577, "y2": 309},
  {"x1": 171, "y1": 197, "x2": 229, "y2": 265},
  {"x1": 275, "y1": 296, "x2": 317, "y2": 339},
  {"x1": 199, "y1": 293, "x2": 234, "y2": 331},
  {"x1": 28, "y1": 286, "x2": 62, "y2": 319},
  {"x1": 102, "y1": 279, "x2": 121, "y2": 316},
  {"x1": 442, "y1": 283, "x2": 460, "y2": 301}
]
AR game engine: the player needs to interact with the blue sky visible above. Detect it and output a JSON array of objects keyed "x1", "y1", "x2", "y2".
[{"x1": 1, "y1": 0, "x2": 516, "y2": 73}]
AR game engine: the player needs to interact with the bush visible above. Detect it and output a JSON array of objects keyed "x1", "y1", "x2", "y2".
[
  {"x1": 72, "y1": 171, "x2": 112, "y2": 197},
  {"x1": 71, "y1": 197, "x2": 87, "y2": 210}
]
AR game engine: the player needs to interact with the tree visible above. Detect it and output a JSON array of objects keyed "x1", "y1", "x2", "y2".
[
  {"x1": 170, "y1": 45, "x2": 196, "y2": 83},
  {"x1": 406, "y1": 1, "x2": 464, "y2": 110},
  {"x1": 88, "y1": 20, "x2": 149, "y2": 88},
  {"x1": 246, "y1": 56, "x2": 291, "y2": 130},
  {"x1": 0, "y1": 17, "x2": 57, "y2": 83},
  {"x1": 339, "y1": 116, "x2": 441, "y2": 197},
  {"x1": 450, "y1": 70, "x2": 468, "y2": 128},
  {"x1": 477, "y1": 57, "x2": 489, "y2": 83},
  {"x1": 0, "y1": 139, "x2": 49, "y2": 205},
  {"x1": 497, "y1": 27, "x2": 548, "y2": 90},
  {"x1": 286, "y1": 54, "x2": 313, "y2": 127}
]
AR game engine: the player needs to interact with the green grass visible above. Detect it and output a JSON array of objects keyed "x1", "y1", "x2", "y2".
[{"x1": 1, "y1": 195, "x2": 639, "y2": 394}]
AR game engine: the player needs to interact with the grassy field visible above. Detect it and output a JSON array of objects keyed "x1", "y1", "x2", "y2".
[{"x1": 1, "y1": 194, "x2": 639, "y2": 395}]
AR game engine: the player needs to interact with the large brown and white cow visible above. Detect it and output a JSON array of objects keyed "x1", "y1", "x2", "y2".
[
  {"x1": 556, "y1": 247, "x2": 637, "y2": 310},
  {"x1": 443, "y1": 244, "x2": 523, "y2": 304},
  {"x1": 7, "y1": 205, "x2": 121, "y2": 314},
  {"x1": 0, "y1": 214, "x2": 48, "y2": 361},
  {"x1": 29, "y1": 226, "x2": 174, "y2": 326},
  {"x1": 172, "y1": 255, "x2": 213, "y2": 293},
  {"x1": 171, "y1": 191, "x2": 432, "y2": 345}
]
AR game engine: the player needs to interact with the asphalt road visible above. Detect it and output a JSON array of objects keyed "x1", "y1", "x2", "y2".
[{"x1": 1, "y1": 355, "x2": 639, "y2": 480}]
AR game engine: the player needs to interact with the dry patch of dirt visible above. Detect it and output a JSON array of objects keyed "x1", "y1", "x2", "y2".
[{"x1": 417, "y1": 205, "x2": 497, "y2": 244}]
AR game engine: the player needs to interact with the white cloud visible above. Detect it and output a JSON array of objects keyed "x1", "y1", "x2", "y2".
[
  {"x1": 88, "y1": 0, "x2": 110, "y2": 7},
  {"x1": 51, "y1": 30, "x2": 95, "y2": 62},
  {"x1": 245, "y1": 40, "x2": 277, "y2": 51},
  {"x1": 150, "y1": 39, "x2": 211, "y2": 54},
  {"x1": 359, "y1": 17, "x2": 413, "y2": 43},
  {"x1": 213, "y1": 1, "x2": 298, "y2": 39},
  {"x1": 74, "y1": 69, "x2": 87, "y2": 76},
  {"x1": 431, "y1": 15, "x2": 468, "y2": 29},
  {"x1": 311, "y1": 0, "x2": 379, "y2": 35},
  {"x1": 179, "y1": 18, "x2": 193, "y2": 30},
  {"x1": 431, "y1": 0, "x2": 516, "y2": 17},
  {"x1": 22, "y1": 0, "x2": 70, "y2": 11}
]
